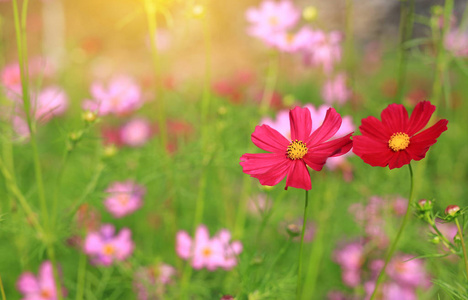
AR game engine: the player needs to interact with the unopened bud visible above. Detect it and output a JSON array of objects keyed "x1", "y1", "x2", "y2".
[
  {"x1": 103, "y1": 144, "x2": 118, "y2": 158},
  {"x1": 82, "y1": 111, "x2": 97, "y2": 123},
  {"x1": 303, "y1": 6, "x2": 318, "y2": 22},
  {"x1": 286, "y1": 224, "x2": 301, "y2": 238},
  {"x1": 69, "y1": 131, "x2": 82, "y2": 142},
  {"x1": 220, "y1": 295, "x2": 234, "y2": 300},
  {"x1": 218, "y1": 106, "x2": 227, "y2": 116},
  {"x1": 454, "y1": 233, "x2": 462, "y2": 244},
  {"x1": 445, "y1": 205, "x2": 460, "y2": 217},
  {"x1": 417, "y1": 199, "x2": 432, "y2": 211},
  {"x1": 430, "y1": 235, "x2": 441, "y2": 244}
]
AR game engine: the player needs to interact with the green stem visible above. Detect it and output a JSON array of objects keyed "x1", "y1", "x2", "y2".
[
  {"x1": 296, "y1": 190, "x2": 309, "y2": 300},
  {"x1": 260, "y1": 51, "x2": 279, "y2": 115},
  {"x1": 144, "y1": 0, "x2": 168, "y2": 151},
  {"x1": 370, "y1": 163, "x2": 414, "y2": 300},
  {"x1": 0, "y1": 273, "x2": 6, "y2": 300},
  {"x1": 396, "y1": 0, "x2": 415, "y2": 103},
  {"x1": 261, "y1": 237, "x2": 292, "y2": 286},
  {"x1": 75, "y1": 252, "x2": 86, "y2": 300},
  {"x1": 455, "y1": 218, "x2": 468, "y2": 279}
]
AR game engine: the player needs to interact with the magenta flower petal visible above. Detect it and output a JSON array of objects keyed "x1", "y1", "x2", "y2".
[
  {"x1": 307, "y1": 108, "x2": 342, "y2": 145},
  {"x1": 251, "y1": 125, "x2": 290, "y2": 153},
  {"x1": 359, "y1": 116, "x2": 392, "y2": 142},
  {"x1": 380, "y1": 104, "x2": 409, "y2": 133},
  {"x1": 285, "y1": 160, "x2": 311, "y2": 190},
  {"x1": 289, "y1": 105, "x2": 312, "y2": 141},
  {"x1": 407, "y1": 101, "x2": 436, "y2": 135}
]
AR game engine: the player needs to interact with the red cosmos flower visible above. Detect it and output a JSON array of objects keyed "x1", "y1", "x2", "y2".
[
  {"x1": 240, "y1": 106, "x2": 353, "y2": 190},
  {"x1": 353, "y1": 101, "x2": 448, "y2": 169}
]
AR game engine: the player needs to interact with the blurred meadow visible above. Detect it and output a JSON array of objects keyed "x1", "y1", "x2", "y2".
[{"x1": 0, "y1": 0, "x2": 468, "y2": 299}]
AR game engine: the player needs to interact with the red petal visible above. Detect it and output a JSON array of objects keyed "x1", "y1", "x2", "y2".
[
  {"x1": 410, "y1": 119, "x2": 448, "y2": 144},
  {"x1": 359, "y1": 116, "x2": 392, "y2": 142},
  {"x1": 290, "y1": 106, "x2": 312, "y2": 142},
  {"x1": 307, "y1": 107, "x2": 342, "y2": 145},
  {"x1": 239, "y1": 153, "x2": 290, "y2": 186},
  {"x1": 285, "y1": 160, "x2": 311, "y2": 190},
  {"x1": 353, "y1": 135, "x2": 394, "y2": 167},
  {"x1": 251, "y1": 124, "x2": 289, "y2": 153},
  {"x1": 407, "y1": 101, "x2": 436, "y2": 136},
  {"x1": 406, "y1": 119, "x2": 448, "y2": 160},
  {"x1": 303, "y1": 153, "x2": 328, "y2": 171},
  {"x1": 380, "y1": 104, "x2": 409, "y2": 133},
  {"x1": 388, "y1": 150, "x2": 412, "y2": 169}
]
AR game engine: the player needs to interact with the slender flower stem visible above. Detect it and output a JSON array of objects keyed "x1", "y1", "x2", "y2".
[
  {"x1": 296, "y1": 190, "x2": 309, "y2": 300},
  {"x1": 0, "y1": 273, "x2": 6, "y2": 300},
  {"x1": 75, "y1": 252, "x2": 87, "y2": 300},
  {"x1": 396, "y1": 0, "x2": 415, "y2": 103},
  {"x1": 260, "y1": 51, "x2": 279, "y2": 115},
  {"x1": 455, "y1": 218, "x2": 468, "y2": 278},
  {"x1": 144, "y1": 0, "x2": 168, "y2": 151},
  {"x1": 370, "y1": 163, "x2": 414, "y2": 300}
]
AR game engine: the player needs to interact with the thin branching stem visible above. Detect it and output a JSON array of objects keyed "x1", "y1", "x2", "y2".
[
  {"x1": 455, "y1": 218, "x2": 468, "y2": 279},
  {"x1": 370, "y1": 163, "x2": 414, "y2": 299},
  {"x1": 296, "y1": 189, "x2": 309, "y2": 300}
]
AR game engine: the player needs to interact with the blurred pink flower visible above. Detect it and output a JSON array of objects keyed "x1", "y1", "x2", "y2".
[
  {"x1": 133, "y1": 263, "x2": 176, "y2": 300},
  {"x1": 246, "y1": 0, "x2": 300, "y2": 45},
  {"x1": 444, "y1": 29, "x2": 468, "y2": 57},
  {"x1": 321, "y1": 73, "x2": 351, "y2": 106},
  {"x1": 146, "y1": 28, "x2": 172, "y2": 52},
  {"x1": 386, "y1": 255, "x2": 431, "y2": 288},
  {"x1": 34, "y1": 86, "x2": 69, "y2": 121},
  {"x1": 176, "y1": 225, "x2": 243, "y2": 271},
  {"x1": 84, "y1": 224, "x2": 134, "y2": 266},
  {"x1": 104, "y1": 181, "x2": 145, "y2": 218},
  {"x1": 120, "y1": 118, "x2": 153, "y2": 147},
  {"x1": 364, "y1": 281, "x2": 416, "y2": 300},
  {"x1": 334, "y1": 242, "x2": 364, "y2": 287},
  {"x1": 434, "y1": 218, "x2": 458, "y2": 241},
  {"x1": 1, "y1": 63, "x2": 22, "y2": 97},
  {"x1": 16, "y1": 261, "x2": 65, "y2": 300},
  {"x1": 269, "y1": 26, "x2": 315, "y2": 53},
  {"x1": 302, "y1": 30, "x2": 343, "y2": 74},
  {"x1": 82, "y1": 75, "x2": 143, "y2": 116}
]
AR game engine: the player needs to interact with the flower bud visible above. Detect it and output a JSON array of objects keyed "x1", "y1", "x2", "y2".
[
  {"x1": 220, "y1": 295, "x2": 234, "y2": 300},
  {"x1": 286, "y1": 224, "x2": 301, "y2": 238},
  {"x1": 103, "y1": 144, "x2": 118, "y2": 158},
  {"x1": 445, "y1": 205, "x2": 460, "y2": 217},
  {"x1": 431, "y1": 5, "x2": 443, "y2": 16},
  {"x1": 430, "y1": 235, "x2": 440, "y2": 244},
  {"x1": 69, "y1": 131, "x2": 83, "y2": 142},
  {"x1": 454, "y1": 233, "x2": 462, "y2": 244},
  {"x1": 417, "y1": 199, "x2": 433, "y2": 211},
  {"x1": 82, "y1": 111, "x2": 97, "y2": 123},
  {"x1": 303, "y1": 6, "x2": 318, "y2": 22}
]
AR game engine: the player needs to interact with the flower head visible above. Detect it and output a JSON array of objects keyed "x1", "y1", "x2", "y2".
[
  {"x1": 322, "y1": 73, "x2": 351, "y2": 106},
  {"x1": 246, "y1": 0, "x2": 300, "y2": 45},
  {"x1": 353, "y1": 101, "x2": 448, "y2": 169},
  {"x1": 176, "y1": 225, "x2": 243, "y2": 271},
  {"x1": 82, "y1": 75, "x2": 142, "y2": 116},
  {"x1": 120, "y1": 118, "x2": 153, "y2": 147},
  {"x1": 16, "y1": 261, "x2": 65, "y2": 300},
  {"x1": 84, "y1": 224, "x2": 134, "y2": 266},
  {"x1": 104, "y1": 181, "x2": 145, "y2": 218},
  {"x1": 133, "y1": 263, "x2": 176, "y2": 300},
  {"x1": 243, "y1": 106, "x2": 353, "y2": 190}
]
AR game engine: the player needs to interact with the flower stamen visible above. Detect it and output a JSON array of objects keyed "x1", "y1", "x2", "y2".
[
  {"x1": 388, "y1": 132, "x2": 410, "y2": 152},
  {"x1": 287, "y1": 140, "x2": 308, "y2": 160}
]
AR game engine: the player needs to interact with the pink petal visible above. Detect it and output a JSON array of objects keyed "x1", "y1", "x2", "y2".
[
  {"x1": 359, "y1": 116, "x2": 392, "y2": 142},
  {"x1": 16, "y1": 272, "x2": 39, "y2": 294},
  {"x1": 285, "y1": 160, "x2": 311, "y2": 190},
  {"x1": 251, "y1": 125, "x2": 289, "y2": 153},
  {"x1": 240, "y1": 153, "x2": 290, "y2": 186},
  {"x1": 84, "y1": 233, "x2": 104, "y2": 254},
  {"x1": 289, "y1": 106, "x2": 312, "y2": 142},
  {"x1": 307, "y1": 108, "x2": 342, "y2": 145},
  {"x1": 388, "y1": 150, "x2": 412, "y2": 169},
  {"x1": 176, "y1": 231, "x2": 192, "y2": 259}
]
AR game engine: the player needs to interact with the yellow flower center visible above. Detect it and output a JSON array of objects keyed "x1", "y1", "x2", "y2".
[
  {"x1": 202, "y1": 247, "x2": 212, "y2": 257},
  {"x1": 287, "y1": 140, "x2": 308, "y2": 160},
  {"x1": 268, "y1": 16, "x2": 278, "y2": 25},
  {"x1": 40, "y1": 289, "x2": 52, "y2": 298},
  {"x1": 388, "y1": 132, "x2": 410, "y2": 151},
  {"x1": 117, "y1": 193, "x2": 129, "y2": 205},
  {"x1": 286, "y1": 33, "x2": 295, "y2": 44},
  {"x1": 103, "y1": 244, "x2": 115, "y2": 255}
]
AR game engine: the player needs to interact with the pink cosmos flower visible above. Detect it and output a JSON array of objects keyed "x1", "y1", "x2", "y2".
[
  {"x1": 260, "y1": 105, "x2": 355, "y2": 171},
  {"x1": 444, "y1": 29, "x2": 468, "y2": 57},
  {"x1": 1, "y1": 63, "x2": 22, "y2": 97},
  {"x1": 104, "y1": 181, "x2": 145, "y2": 218},
  {"x1": 176, "y1": 225, "x2": 243, "y2": 271},
  {"x1": 364, "y1": 281, "x2": 416, "y2": 300},
  {"x1": 302, "y1": 30, "x2": 343, "y2": 74},
  {"x1": 34, "y1": 86, "x2": 69, "y2": 121},
  {"x1": 120, "y1": 118, "x2": 153, "y2": 147},
  {"x1": 133, "y1": 263, "x2": 176, "y2": 300},
  {"x1": 322, "y1": 73, "x2": 352, "y2": 106},
  {"x1": 242, "y1": 107, "x2": 353, "y2": 190},
  {"x1": 84, "y1": 224, "x2": 134, "y2": 266},
  {"x1": 82, "y1": 75, "x2": 143, "y2": 116},
  {"x1": 386, "y1": 255, "x2": 431, "y2": 288},
  {"x1": 246, "y1": 0, "x2": 300, "y2": 45},
  {"x1": 269, "y1": 26, "x2": 315, "y2": 53},
  {"x1": 16, "y1": 261, "x2": 65, "y2": 300},
  {"x1": 334, "y1": 242, "x2": 364, "y2": 287}
]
